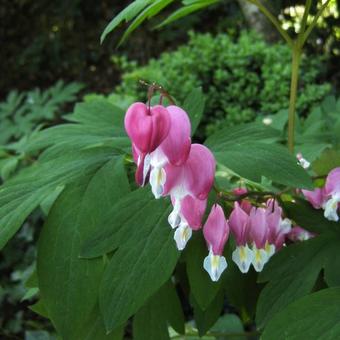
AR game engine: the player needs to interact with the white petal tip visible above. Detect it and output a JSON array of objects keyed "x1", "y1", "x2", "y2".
[
  {"x1": 252, "y1": 247, "x2": 269, "y2": 272},
  {"x1": 174, "y1": 224, "x2": 192, "y2": 251},
  {"x1": 203, "y1": 252, "x2": 227, "y2": 281},
  {"x1": 232, "y1": 245, "x2": 254, "y2": 274}
]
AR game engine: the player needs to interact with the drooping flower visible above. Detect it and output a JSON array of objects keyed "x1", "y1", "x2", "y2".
[
  {"x1": 229, "y1": 202, "x2": 253, "y2": 273},
  {"x1": 164, "y1": 143, "x2": 215, "y2": 226},
  {"x1": 265, "y1": 199, "x2": 291, "y2": 256},
  {"x1": 302, "y1": 167, "x2": 340, "y2": 222},
  {"x1": 173, "y1": 195, "x2": 207, "y2": 250},
  {"x1": 323, "y1": 167, "x2": 340, "y2": 222},
  {"x1": 148, "y1": 105, "x2": 191, "y2": 198},
  {"x1": 302, "y1": 187, "x2": 325, "y2": 209},
  {"x1": 287, "y1": 226, "x2": 315, "y2": 242},
  {"x1": 125, "y1": 103, "x2": 170, "y2": 185},
  {"x1": 203, "y1": 204, "x2": 229, "y2": 281},
  {"x1": 248, "y1": 207, "x2": 270, "y2": 272}
]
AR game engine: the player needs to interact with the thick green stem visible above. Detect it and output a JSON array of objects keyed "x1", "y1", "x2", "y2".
[{"x1": 287, "y1": 44, "x2": 301, "y2": 153}]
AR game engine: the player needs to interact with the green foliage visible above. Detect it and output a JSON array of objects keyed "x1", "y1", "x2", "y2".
[
  {"x1": 185, "y1": 234, "x2": 222, "y2": 310},
  {"x1": 0, "y1": 86, "x2": 339, "y2": 339},
  {"x1": 101, "y1": 0, "x2": 221, "y2": 44},
  {"x1": 0, "y1": 81, "x2": 83, "y2": 145},
  {"x1": 206, "y1": 122, "x2": 313, "y2": 189},
  {"x1": 262, "y1": 288, "x2": 340, "y2": 340},
  {"x1": 116, "y1": 31, "x2": 331, "y2": 137},
  {"x1": 37, "y1": 158, "x2": 130, "y2": 339},
  {"x1": 257, "y1": 232, "x2": 340, "y2": 328}
]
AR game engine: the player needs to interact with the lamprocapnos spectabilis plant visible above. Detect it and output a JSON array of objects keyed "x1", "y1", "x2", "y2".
[{"x1": 123, "y1": 89, "x2": 322, "y2": 283}]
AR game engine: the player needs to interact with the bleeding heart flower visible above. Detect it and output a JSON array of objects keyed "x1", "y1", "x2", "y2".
[
  {"x1": 287, "y1": 226, "x2": 315, "y2": 242},
  {"x1": 302, "y1": 187, "x2": 325, "y2": 209},
  {"x1": 302, "y1": 167, "x2": 340, "y2": 222},
  {"x1": 172, "y1": 195, "x2": 207, "y2": 250},
  {"x1": 125, "y1": 103, "x2": 170, "y2": 185},
  {"x1": 148, "y1": 105, "x2": 191, "y2": 198},
  {"x1": 203, "y1": 204, "x2": 229, "y2": 281},
  {"x1": 163, "y1": 143, "x2": 215, "y2": 200},
  {"x1": 229, "y1": 202, "x2": 253, "y2": 273},
  {"x1": 265, "y1": 199, "x2": 291, "y2": 255},
  {"x1": 323, "y1": 167, "x2": 340, "y2": 222},
  {"x1": 248, "y1": 207, "x2": 270, "y2": 272}
]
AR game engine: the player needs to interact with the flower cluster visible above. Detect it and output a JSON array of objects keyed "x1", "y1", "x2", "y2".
[
  {"x1": 125, "y1": 102, "x2": 215, "y2": 246},
  {"x1": 229, "y1": 197, "x2": 291, "y2": 274},
  {"x1": 124, "y1": 101, "x2": 316, "y2": 282},
  {"x1": 302, "y1": 167, "x2": 340, "y2": 222}
]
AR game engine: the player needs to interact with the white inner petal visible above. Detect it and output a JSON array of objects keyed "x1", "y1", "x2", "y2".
[
  {"x1": 252, "y1": 246, "x2": 269, "y2": 272},
  {"x1": 168, "y1": 199, "x2": 182, "y2": 229},
  {"x1": 298, "y1": 231, "x2": 311, "y2": 241},
  {"x1": 323, "y1": 194, "x2": 340, "y2": 222},
  {"x1": 174, "y1": 223, "x2": 192, "y2": 251},
  {"x1": 232, "y1": 245, "x2": 254, "y2": 274},
  {"x1": 203, "y1": 250, "x2": 227, "y2": 282},
  {"x1": 280, "y1": 218, "x2": 292, "y2": 234},
  {"x1": 150, "y1": 167, "x2": 166, "y2": 199},
  {"x1": 265, "y1": 242, "x2": 276, "y2": 258},
  {"x1": 142, "y1": 153, "x2": 151, "y2": 186}
]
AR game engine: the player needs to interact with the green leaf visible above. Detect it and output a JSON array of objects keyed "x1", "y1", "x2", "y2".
[
  {"x1": 192, "y1": 289, "x2": 224, "y2": 336},
  {"x1": 37, "y1": 157, "x2": 130, "y2": 339},
  {"x1": 210, "y1": 314, "x2": 245, "y2": 340},
  {"x1": 81, "y1": 188, "x2": 158, "y2": 258},
  {"x1": 157, "y1": 0, "x2": 219, "y2": 28},
  {"x1": 256, "y1": 232, "x2": 340, "y2": 328},
  {"x1": 262, "y1": 288, "x2": 340, "y2": 340},
  {"x1": 182, "y1": 87, "x2": 205, "y2": 135},
  {"x1": 294, "y1": 142, "x2": 331, "y2": 163},
  {"x1": 1, "y1": 157, "x2": 19, "y2": 181},
  {"x1": 0, "y1": 148, "x2": 113, "y2": 250},
  {"x1": 213, "y1": 143, "x2": 313, "y2": 189},
  {"x1": 186, "y1": 233, "x2": 222, "y2": 310},
  {"x1": 205, "y1": 123, "x2": 280, "y2": 150},
  {"x1": 313, "y1": 148, "x2": 340, "y2": 175},
  {"x1": 118, "y1": 0, "x2": 175, "y2": 46},
  {"x1": 133, "y1": 281, "x2": 183, "y2": 340},
  {"x1": 283, "y1": 199, "x2": 339, "y2": 234},
  {"x1": 98, "y1": 194, "x2": 179, "y2": 332},
  {"x1": 101, "y1": 0, "x2": 152, "y2": 43},
  {"x1": 76, "y1": 305, "x2": 124, "y2": 340},
  {"x1": 224, "y1": 261, "x2": 261, "y2": 322}
]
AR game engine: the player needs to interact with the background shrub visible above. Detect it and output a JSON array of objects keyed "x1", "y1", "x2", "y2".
[{"x1": 116, "y1": 31, "x2": 332, "y2": 138}]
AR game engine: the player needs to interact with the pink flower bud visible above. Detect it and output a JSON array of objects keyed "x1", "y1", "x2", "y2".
[
  {"x1": 203, "y1": 204, "x2": 229, "y2": 256},
  {"x1": 229, "y1": 202, "x2": 249, "y2": 246},
  {"x1": 302, "y1": 188, "x2": 325, "y2": 209},
  {"x1": 248, "y1": 207, "x2": 268, "y2": 249}
]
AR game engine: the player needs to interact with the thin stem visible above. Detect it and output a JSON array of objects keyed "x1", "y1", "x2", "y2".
[
  {"x1": 299, "y1": 0, "x2": 312, "y2": 36},
  {"x1": 287, "y1": 44, "x2": 301, "y2": 153},
  {"x1": 248, "y1": 0, "x2": 293, "y2": 48},
  {"x1": 302, "y1": 0, "x2": 332, "y2": 45}
]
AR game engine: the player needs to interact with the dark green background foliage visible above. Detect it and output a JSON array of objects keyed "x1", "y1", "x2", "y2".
[
  {"x1": 116, "y1": 31, "x2": 331, "y2": 137},
  {"x1": 0, "y1": 0, "x2": 240, "y2": 99}
]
